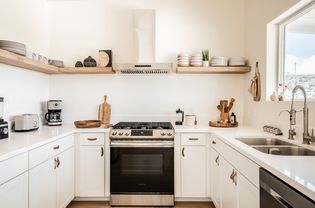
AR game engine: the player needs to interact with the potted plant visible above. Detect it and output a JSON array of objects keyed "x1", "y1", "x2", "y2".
[{"x1": 202, "y1": 50, "x2": 209, "y2": 67}]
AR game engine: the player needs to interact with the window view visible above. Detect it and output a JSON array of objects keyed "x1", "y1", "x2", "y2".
[{"x1": 281, "y1": 7, "x2": 315, "y2": 99}]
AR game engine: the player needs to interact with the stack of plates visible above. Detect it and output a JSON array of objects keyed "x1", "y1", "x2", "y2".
[
  {"x1": 177, "y1": 53, "x2": 190, "y2": 67},
  {"x1": 0, "y1": 40, "x2": 26, "y2": 56},
  {"x1": 190, "y1": 53, "x2": 202, "y2": 67},
  {"x1": 211, "y1": 56, "x2": 228, "y2": 66},
  {"x1": 228, "y1": 57, "x2": 246, "y2": 66},
  {"x1": 48, "y1": 59, "x2": 64, "y2": 68}
]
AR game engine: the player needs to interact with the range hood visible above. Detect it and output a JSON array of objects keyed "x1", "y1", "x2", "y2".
[{"x1": 114, "y1": 10, "x2": 172, "y2": 74}]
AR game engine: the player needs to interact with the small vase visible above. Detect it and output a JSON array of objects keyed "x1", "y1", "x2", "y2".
[
  {"x1": 202, "y1": 61, "x2": 209, "y2": 67},
  {"x1": 83, "y1": 56, "x2": 97, "y2": 67},
  {"x1": 270, "y1": 91, "x2": 278, "y2": 101},
  {"x1": 278, "y1": 95, "x2": 284, "y2": 101}
]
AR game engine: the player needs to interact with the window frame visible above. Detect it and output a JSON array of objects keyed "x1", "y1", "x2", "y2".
[{"x1": 277, "y1": 2, "x2": 315, "y2": 98}]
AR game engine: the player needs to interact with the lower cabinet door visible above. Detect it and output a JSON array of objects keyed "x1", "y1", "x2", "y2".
[
  {"x1": 0, "y1": 172, "x2": 28, "y2": 208},
  {"x1": 210, "y1": 148, "x2": 221, "y2": 208},
  {"x1": 79, "y1": 145, "x2": 105, "y2": 197},
  {"x1": 220, "y1": 158, "x2": 237, "y2": 208},
  {"x1": 57, "y1": 147, "x2": 75, "y2": 208},
  {"x1": 29, "y1": 158, "x2": 56, "y2": 208},
  {"x1": 181, "y1": 146, "x2": 206, "y2": 197},
  {"x1": 237, "y1": 173, "x2": 259, "y2": 208}
]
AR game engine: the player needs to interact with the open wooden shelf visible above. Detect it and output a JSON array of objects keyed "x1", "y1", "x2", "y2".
[
  {"x1": 58, "y1": 67, "x2": 115, "y2": 74},
  {"x1": 0, "y1": 49, "x2": 59, "y2": 74},
  {"x1": 176, "y1": 66, "x2": 251, "y2": 74}
]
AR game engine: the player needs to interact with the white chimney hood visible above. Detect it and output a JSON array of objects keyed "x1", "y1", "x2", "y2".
[{"x1": 114, "y1": 10, "x2": 172, "y2": 74}]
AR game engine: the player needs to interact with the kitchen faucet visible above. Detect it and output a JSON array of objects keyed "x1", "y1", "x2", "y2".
[{"x1": 289, "y1": 85, "x2": 315, "y2": 144}]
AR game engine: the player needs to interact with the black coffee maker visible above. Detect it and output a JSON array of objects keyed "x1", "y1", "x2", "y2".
[
  {"x1": 0, "y1": 97, "x2": 9, "y2": 139},
  {"x1": 45, "y1": 100, "x2": 62, "y2": 126}
]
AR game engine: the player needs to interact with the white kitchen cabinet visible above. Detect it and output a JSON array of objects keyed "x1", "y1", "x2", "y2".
[
  {"x1": 78, "y1": 145, "x2": 105, "y2": 197},
  {"x1": 210, "y1": 136, "x2": 259, "y2": 208},
  {"x1": 180, "y1": 145, "x2": 206, "y2": 197},
  {"x1": 29, "y1": 158, "x2": 57, "y2": 208},
  {"x1": 220, "y1": 158, "x2": 237, "y2": 208},
  {"x1": 57, "y1": 147, "x2": 75, "y2": 208},
  {"x1": 29, "y1": 147, "x2": 74, "y2": 208},
  {"x1": 210, "y1": 149, "x2": 221, "y2": 208},
  {"x1": 0, "y1": 172, "x2": 28, "y2": 208},
  {"x1": 237, "y1": 173, "x2": 259, "y2": 208}
]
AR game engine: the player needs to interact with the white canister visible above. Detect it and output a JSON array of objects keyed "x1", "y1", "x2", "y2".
[{"x1": 185, "y1": 115, "x2": 197, "y2": 126}]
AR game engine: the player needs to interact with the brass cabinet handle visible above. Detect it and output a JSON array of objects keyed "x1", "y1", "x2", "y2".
[
  {"x1": 215, "y1": 155, "x2": 219, "y2": 165},
  {"x1": 232, "y1": 171, "x2": 237, "y2": 186},
  {"x1": 57, "y1": 157, "x2": 60, "y2": 168},
  {"x1": 189, "y1": 138, "x2": 199, "y2": 141},
  {"x1": 54, "y1": 158, "x2": 58, "y2": 170},
  {"x1": 212, "y1": 140, "x2": 216, "y2": 144},
  {"x1": 53, "y1": 145, "x2": 60, "y2": 150},
  {"x1": 182, "y1": 147, "x2": 185, "y2": 157},
  {"x1": 101, "y1": 147, "x2": 104, "y2": 157},
  {"x1": 230, "y1": 169, "x2": 235, "y2": 181},
  {"x1": 88, "y1": 138, "x2": 98, "y2": 141}
]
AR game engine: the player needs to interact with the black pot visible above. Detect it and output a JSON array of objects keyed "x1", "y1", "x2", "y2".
[
  {"x1": 75, "y1": 61, "x2": 83, "y2": 67},
  {"x1": 83, "y1": 56, "x2": 97, "y2": 67}
]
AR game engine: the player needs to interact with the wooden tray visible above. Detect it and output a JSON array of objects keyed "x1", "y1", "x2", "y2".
[
  {"x1": 74, "y1": 120, "x2": 102, "y2": 128},
  {"x1": 209, "y1": 121, "x2": 238, "y2": 128}
]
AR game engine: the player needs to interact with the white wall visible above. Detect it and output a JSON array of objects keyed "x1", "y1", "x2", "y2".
[
  {"x1": 48, "y1": 0, "x2": 247, "y2": 125},
  {"x1": 243, "y1": 0, "x2": 315, "y2": 142},
  {"x1": 0, "y1": 0, "x2": 50, "y2": 122}
]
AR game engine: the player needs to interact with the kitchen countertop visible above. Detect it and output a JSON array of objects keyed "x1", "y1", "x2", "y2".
[
  {"x1": 1, "y1": 124, "x2": 315, "y2": 201},
  {"x1": 0, "y1": 125, "x2": 110, "y2": 162},
  {"x1": 175, "y1": 125, "x2": 315, "y2": 201}
]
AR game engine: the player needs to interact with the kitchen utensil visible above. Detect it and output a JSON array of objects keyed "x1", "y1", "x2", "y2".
[
  {"x1": 185, "y1": 115, "x2": 197, "y2": 126},
  {"x1": 74, "y1": 120, "x2": 102, "y2": 128},
  {"x1": 98, "y1": 95, "x2": 111, "y2": 126},
  {"x1": 216, "y1": 98, "x2": 235, "y2": 123},
  {"x1": 175, "y1": 108, "x2": 184, "y2": 125},
  {"x1": 248, "y1": 62, "x2": 261, "y2": 101},
  {"x1": 84, "y1": 56, "x2": 97, "y2": 67}
]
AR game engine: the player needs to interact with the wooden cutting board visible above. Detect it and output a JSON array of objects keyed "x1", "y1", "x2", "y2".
[{"x1": 98, "y1": 95, "x2": 111, "y2": 126}]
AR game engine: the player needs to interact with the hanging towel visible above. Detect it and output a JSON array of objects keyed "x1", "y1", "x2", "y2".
[{"x1": 248, "y1": 62, "x2": 261, "y2": 101}]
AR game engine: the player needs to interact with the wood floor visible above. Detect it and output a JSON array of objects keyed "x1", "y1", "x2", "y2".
[{"x1": 67, "y1": 201, "x2": 215, "y2": 208}]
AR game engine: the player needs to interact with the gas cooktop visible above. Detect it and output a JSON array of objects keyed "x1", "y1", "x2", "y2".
[{"x1": 110, "y1": 122, "x2": 174, "y2": 139}]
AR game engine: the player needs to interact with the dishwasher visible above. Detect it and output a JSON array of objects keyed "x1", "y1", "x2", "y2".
[{"x1": 260, "y1": 168, "x2": 315, "y2": 208}]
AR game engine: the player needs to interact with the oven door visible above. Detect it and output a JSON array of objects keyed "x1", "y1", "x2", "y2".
[{"x1": 110, "y1": 140, "x2": 174, "y2": 195}]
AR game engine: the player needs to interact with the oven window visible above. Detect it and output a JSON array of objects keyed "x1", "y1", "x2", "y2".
[{"x1": 121, "y1": 154, "x2": 163, "y2": 175}]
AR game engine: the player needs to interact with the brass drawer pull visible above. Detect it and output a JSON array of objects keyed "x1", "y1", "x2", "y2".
[
  {"x1": 88, "y1": 138, "x2": 98, "y2": 141},
  {"x1": 182, "y1": 147, "x2": 185, "y2": 157},
  {"x1": 53, "y1": 145, "x2": 60, "y2": 150},
  {"x1": 215, "y1": 155, "x2": 219, "y2": 165},
  {"x1": 189, "y1": 138, "x2": 199, "y2": 141},
  {"x1": 54, "y1": 158, "x2": 58, "y2": 169},
  {"x1": 101, "y1": 147, "x2": 104, "y2": 157},
  {"x1": 57, "y1": 157, "x2": 60, "y2": 168},
  {"x1": 212, "y1": 140, "x2": 216, "y2": 144}
]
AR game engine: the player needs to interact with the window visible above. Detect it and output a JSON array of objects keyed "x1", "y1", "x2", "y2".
[{"x1": 279, "y1": 3, "x2": 315, "y2": 99}]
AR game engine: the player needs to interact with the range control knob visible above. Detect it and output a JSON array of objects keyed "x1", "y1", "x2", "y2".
[
  {"x1": 161, "y1": 132, "x2": 166, "y2": 136},
  {"x1": 167, "y1": 132, "x2": 173, "y2": 136},
  {"x1": 112, "y1": 131, "x2": 117, "y2": 136},
  {"x1": 118, "y1": 132, "x2": 124, "y2": 136},
  {"x1": 125, "y1": 132, "x2": 130, "y2": 136}
]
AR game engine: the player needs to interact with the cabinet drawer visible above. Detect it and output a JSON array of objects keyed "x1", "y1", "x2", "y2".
[
  {"x1": 0, "y1": 152, "x2": 28, "y2": 185},
  {"x1": 79, "y1": 133, "x2": 105, "y2": 146},
  {"x1": 181, "y1": 133, "x2": 206, "y2": 146},
  {"x1": 29, "y1": 134, "x2": 74, "y2": 168}
]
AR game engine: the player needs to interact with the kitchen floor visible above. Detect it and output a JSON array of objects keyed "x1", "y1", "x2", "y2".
[{"x1": 67, "y1": 201, "x2": 215, "y2": 208}]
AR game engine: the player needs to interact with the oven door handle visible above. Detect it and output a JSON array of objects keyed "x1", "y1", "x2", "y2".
[{"x1": 110, "y1": 141, "x2": 174, "y2": 148}]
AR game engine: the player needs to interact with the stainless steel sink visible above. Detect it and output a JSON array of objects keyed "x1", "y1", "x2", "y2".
[
  {"x1": 252, "y1": 146, "x2": 315, "y2": 156},
  {"x1": 236, "y1": 137, "x2": 315, "y2": 156},
  {"x1": 236, "y1": 137, "x2": 294, "y2": 146}
]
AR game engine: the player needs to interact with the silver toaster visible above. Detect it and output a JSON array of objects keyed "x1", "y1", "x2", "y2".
[{"x1": 14, "y1": 114, "x2": 39, "y2": 132}]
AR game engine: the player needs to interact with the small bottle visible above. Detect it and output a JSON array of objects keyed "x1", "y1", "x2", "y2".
[{"x1": 230, "y1": 112, "x2": 237, "y2": 125}]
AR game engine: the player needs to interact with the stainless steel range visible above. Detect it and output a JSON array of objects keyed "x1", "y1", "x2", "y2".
[{"x1": 110, "y1": 122, "x2": 175, "y2": 207}]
